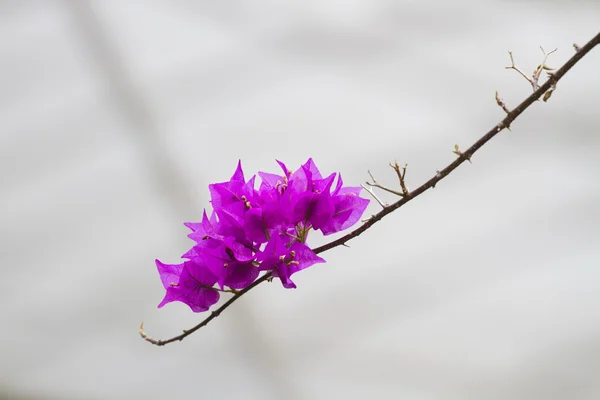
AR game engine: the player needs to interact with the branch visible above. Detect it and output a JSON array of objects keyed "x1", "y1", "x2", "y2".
[
  {"x1": 140, "y1": 272, "x2": 273, "y2": 345},
  {"x1": 315, "y1": 31, "x2": 599, "y2": 254},
  {"x1": 141, "y1": 31, "x2": 600, "y2": 346}
]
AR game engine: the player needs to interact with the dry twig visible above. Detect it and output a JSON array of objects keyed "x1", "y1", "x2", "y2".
[
  {"x1": 365, "y1": 170, "x2": 404, "y2": 197},
  {"x1": 390, "y1": 161, "x2": 410, "y2": 197},
  {"x1": 361, "y1": 184, "x2": 388, "y2": 208}
]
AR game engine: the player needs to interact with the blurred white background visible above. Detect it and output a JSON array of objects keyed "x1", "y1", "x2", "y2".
[{"x1": 1, "y1": 1, "x2": 599, "y2": 399}]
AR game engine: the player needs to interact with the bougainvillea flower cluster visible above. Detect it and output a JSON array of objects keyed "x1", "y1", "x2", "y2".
[{"x1": 155, "y1": 159, "x2": 370, "y2": 312}]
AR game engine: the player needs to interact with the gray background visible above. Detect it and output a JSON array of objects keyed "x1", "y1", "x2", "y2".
[{"x1": 1, "y1": 1, "x2": 599, "y2": 399}]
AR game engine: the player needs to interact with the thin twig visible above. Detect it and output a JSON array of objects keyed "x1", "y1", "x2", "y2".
[
  {"x1": 532, "y1": 47, "x2": 557, "y2": 89},
  {"x1": 505, "y1": 51, "x2": 535, "y2": 87},
  {"x1": 365, "y1": 170, "x2": 404, "y2": 196},
  {"x1": 361, "y1": 184, "x2": 388, "y2": 208},
  {"x1": 389, "y1": 161, "x2": 410, "y2": 197},
  {"x1": 142, "y1": 31, "x2": 600, "y2": 346}
]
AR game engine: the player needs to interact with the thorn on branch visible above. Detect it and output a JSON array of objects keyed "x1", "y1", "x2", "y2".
[
  {"x1": 495, "y1": 91, "x2": 510, "y2": 114},
  {"x1": 361, "y1": 214, "x2": 376, "y2": 223},
  {"x1": 453, "y1": 144, "x2": 472, "y2": 164},
  {"x1": 501, "y1": 120, "x2": 512, "y2": 132},
  {"x1": 573, "y1": 43, "x2": 581, "y2": 52}
]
